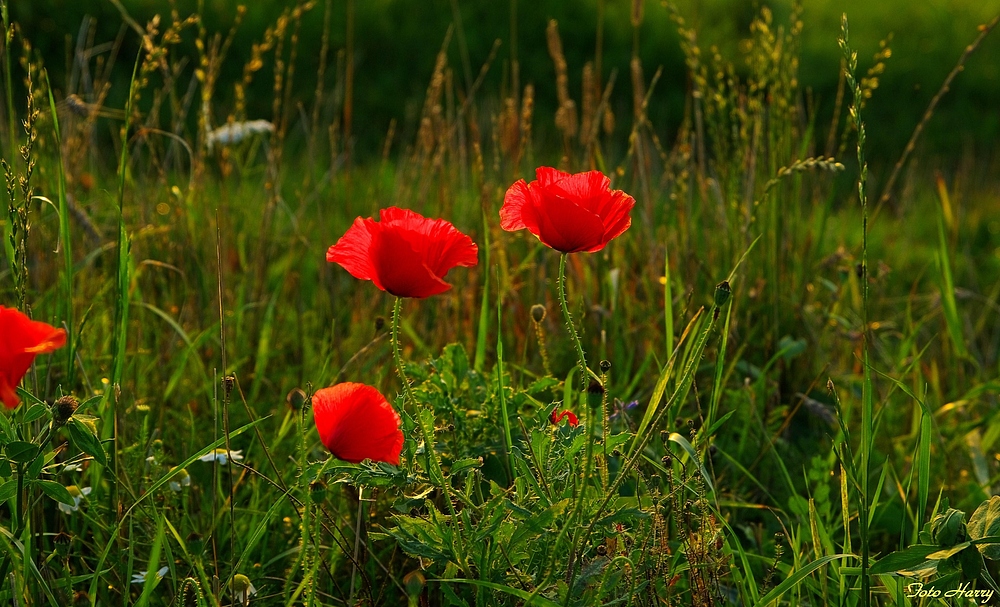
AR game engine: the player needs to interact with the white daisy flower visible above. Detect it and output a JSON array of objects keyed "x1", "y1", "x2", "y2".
[
  {"x1": 198, "y1": 449, "x2": 243, "y2": 465},
  {"x1": 231, "y1": 574, "x2": 257, "y2": 605},
  {"x1": 131, "y1": 566, "x2": 169, "y2": 584},
  {"x1": 168, "y1": 467, "x2": 191, "y2": 492},
  {"x1": 57, "y1": 485, "x2": 92, "y2": 514}
]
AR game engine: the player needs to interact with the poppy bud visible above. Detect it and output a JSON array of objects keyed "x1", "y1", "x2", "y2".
[
  {"x1": 286, "y1": 388, "x2": 306, "y2": 411},
  {"x1": 600, "y1": 360, "x2": 611, "y2": 373},
  {"x1": 587, "y1": 379, "x2": 605, "y2": 395},
  {"x1": 404, "y1": 570, "x2": 426, "y2": 596},
  {"x1": 310, "y1": 480, "x2": 327, "y2": 502},
  {"x1": 596, "y1": 544, "x2": 608, "y2": 556},
  {"x1": 531, "y1": 304, "x2": 546, "y2": 324},
  {"x1": 374, "y1": 316, "x2": 386, "y2": 332},
  {"x1": 52, "y1": 395, "x2": 79, "y2": 425},
  {"x1": 714, "y1": 281, "x2": 731, "y2": 308}
]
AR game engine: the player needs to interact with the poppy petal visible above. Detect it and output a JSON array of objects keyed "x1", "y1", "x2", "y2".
[
  {"x1": 379, "y1": 207, "x2": 478, "y2": 278},
  {"x1": 370, "y1": 226, "x2": 452, "y2": 298},
  {"x1": 532, "y1": 195, "x2": 606, "y2": 253},
  {"x1": 312, "y1": 383, "x2": 404, "y2": 465},
  {"x1": 327, "y1": 207, "x2": 477, "y2": 298},
  {"x1": 500, "y1": 180, "x2": 533, "y2": 232},
  {"x1": 535, "y1": 166, "x2": 573, "y2": 187},
  {"x1": 0, "y1": 306, "x2": 67, "y2": 409},
  {"x1": 500, "y1": 168, "x2": 634, "y2": 254},
  {"x1": 326, "y1": 217, "x2": 380, "y2": 288}
]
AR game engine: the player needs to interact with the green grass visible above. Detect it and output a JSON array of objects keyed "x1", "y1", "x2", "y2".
[{"x1": 2, "y1": 1, "x2": 1000, "y2": 605}]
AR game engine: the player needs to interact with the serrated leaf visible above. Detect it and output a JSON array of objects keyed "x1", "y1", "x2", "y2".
[
  {"x1": 5, "y1": 441, "x2": 40, "y2": 464},
  {"x1": 35, "y1": 479, "x2": 75, "y2": 506},
  {"x1": 68, "y1": 417, "x2": 107, "y2": 466}
]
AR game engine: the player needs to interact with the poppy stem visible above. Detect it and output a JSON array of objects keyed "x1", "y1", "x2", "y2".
[
  {"x1": 390, "y1": 298, "x2": 471, "y2": 574},
  {"x1": 557, "y1": 254, "x2": 591, "y2": 392}
]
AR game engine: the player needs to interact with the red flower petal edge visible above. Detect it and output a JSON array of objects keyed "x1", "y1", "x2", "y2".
[
  {"x1": 0, "y1": 306, "x2": 67, "y2": 409},
  {"x1": 312, "y1": 383, "x2": 404, "y2": 465},
  {"x1": 326, "y1": 207, "x2": 478, "y2": 298},
  {"x1": 549, "y1": 409, "x2": 579, "y2": 428},
  {"x1": 501, "y1": 167, "x2": 635, "y2": 253}
]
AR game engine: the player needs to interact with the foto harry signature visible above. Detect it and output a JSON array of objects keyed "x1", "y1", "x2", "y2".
[{"x1": 905, "y1": 582, "x2": 995, "y2": 604}]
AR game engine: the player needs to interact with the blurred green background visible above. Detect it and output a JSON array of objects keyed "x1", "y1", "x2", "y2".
[{"x1": 11, "y1": 0, "x2": 1000, "y2": 167}]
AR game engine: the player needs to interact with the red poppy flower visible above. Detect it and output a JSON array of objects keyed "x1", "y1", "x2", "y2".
[
  {"x1": 550, "y1": 409, "x2": 579, "y2": 427},
  {"x1": 0, "y1": 306, "x2": 67, "y2": 409},
  {"x1": 326, "y1": 207, "x2": 478, "y2": 298},
  {"x1": 312, "y1": 383, "x2": 404, "y2": 465},
  {"x1": 500, "y1": 167, "x2": 635, "y2": 253}
]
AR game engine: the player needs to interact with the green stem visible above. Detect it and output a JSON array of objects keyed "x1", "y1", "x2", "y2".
[
  {"x1": 558, "y1": 254, "x2": 590, "y2": 392},
  {"x1": 390, "y1": 298, "x2": 469, "y2": 573}
]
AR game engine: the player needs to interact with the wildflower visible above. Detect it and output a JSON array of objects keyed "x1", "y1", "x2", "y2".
[
  {"x1": 326, "y1": 207, "x2": 478, "y2": 299},
  {"x1": 130, "y1": 566, "x2": 169, "y2": 585},
  {"x1": 198, "y1": 449, "x2": 243, "y2": 465},
  {"x1": 0, "y1": 306, "x2": 67, "y2": 409},
  {"x1": 312, "y1": 383, "x2": 404, "y2": 465},
  {"x1": 500, "y1": 167, "x2": 635, "y2": 253},
  {"x1": 609, "y1": 399, "x2": 639, "y2": 421},
  {"x1": 231, "y1": 573, "x2": 257, "y2": 605},
  {"x1": 168, "y1": 467, "x2": 191, "y2": 492},
  {"x1": 206, "y1": 119, "x2": 274, "y2": 151},
  {"x1": 57, "y1": 485, "x2": 92, "y2": 514},
  {"x1": 51, "y1": 395, "x2": 79, "y2": 425},
  {"x1": 550, "y1": 409, "x2": 579, "y2": 427}
]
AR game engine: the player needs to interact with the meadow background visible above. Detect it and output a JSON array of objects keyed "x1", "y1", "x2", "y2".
[{"x1": 2, "y1": 0, "x2": 1000, "y2": 605}]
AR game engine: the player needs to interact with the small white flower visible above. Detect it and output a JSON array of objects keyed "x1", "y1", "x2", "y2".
[
  {"x1": 231, "y1": 574, "x2": 257, "y2": 605},
  {"x1": 168, "y1": 467, "x2": 192, "y2": 492},
  {"x1": 131, "y1": 566, "x2": 169, "y2": 585},
  {"x1": 57, "y1": 485, "x2": 92, "y2": 514},
  {"x1": 63, "y1": 463, "x2": 83, "y2": 473},
  {"x1": 146, "y1": 455, "x2": 157, "y2": 464},
  {"x1": 198, "y1": 449, "x2": 243, "y2": 465},
  {"x1": 207, "y1": 120, "x2": 275, "y2": 151}
]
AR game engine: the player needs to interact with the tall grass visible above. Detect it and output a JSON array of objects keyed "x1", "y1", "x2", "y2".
[{"x1": 1, "y1": 1, "x2": 999, "y2": 605}]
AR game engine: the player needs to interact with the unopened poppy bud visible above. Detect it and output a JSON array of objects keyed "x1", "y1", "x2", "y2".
[
  {"x1": 714, "y1": 281, "x2": 731, "y2": 308},
  {"x1": 53, "y1": 531, "x2": 72, "y2": 556},
  {"x1": 52, "y1": 395, "x2": 79, "y2": 425},
  {"x1": 286, "y1": 388, "x2": 306, "y2": 410},
  {"x1": 374, "y1": 316, "x2": 386, "y2": 332},
  {"x1": 600, "y1": 360, "x2": 611, "y2": 373},
  {"x1": 587, "y1": 379, "x2": 605, "y2": 394},
  {"x1": 531, "y1": 304, "x2": 546, "y2": 324},
  {"x1": 310, "y1": 480, "x2": 327, "y2": 502},
  {"x1": 404, "y1": 570, "x2": 426, "y2": 596}
]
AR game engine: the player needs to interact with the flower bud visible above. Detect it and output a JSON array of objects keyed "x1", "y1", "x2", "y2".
[
  {"x1": 52, "y1": 395, "x2": 79, "y2": 425},
  {"x1": 531, "y1": 304, "x2": 546, "y2": 324},
  {"x1": 286, "y1": 388, "x2": 306, "y2": 411},
  {"x1": 714, "y1": 281, "x2": 731, "y2": 308},
  {"x1": 599, "y1": 360, "x2": 611, "y2": 373}
]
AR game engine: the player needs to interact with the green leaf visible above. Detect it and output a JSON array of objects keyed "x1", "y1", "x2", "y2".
[
  {"x1": 5, "y1": 441, "x2": 39, "y2": 464},
  {"x1": 435, "y1": 579, "x2": 562, "y2": 607},
  {"x1": 68, "y1": 417, "x2": 108, "y2": 466},
  {"x1": 21, "y1": 403, "x2": 49, "y2": 424},
  {"x1": 0, "y1": 478, "x2": 16, "y2": 503},
  {"x1": 870, "y1": 544, "x2": 942, "y2": 574},
  {"x1": 969, "y1": 496, "x2": 1000, "y2": 560},
  {"x1": 753, "y1": 554, "x2": 854, "y2": 606},
  {"x1": 35, "y1": 479, "x2": 75, "y2": 506}
]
